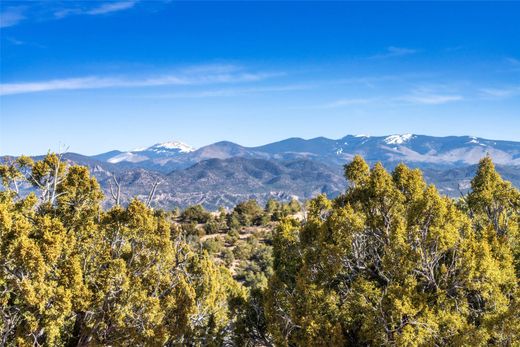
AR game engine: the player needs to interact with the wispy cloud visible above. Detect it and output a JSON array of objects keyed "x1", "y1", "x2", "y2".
[
  {"x1": 53, "y1": 8, "x2": 80, "y2": 19},
  {"x1": 55, "y1": 1, "x2": 138, "y2": 18},
  {"x1": 399, "y1": 92, "x2": 462, "y2": 105},
  {"x1": 0, "y1": 65, "x2": 281, "y2": 96},
  {"x1": 369, "y1": 46, "x2": 418, "y2": 59},
  {"x1": 6, "y1": 37, "x2": 25, "y2": 45},
  {"x1": 1, "y1": 77, "x2": 117, "y2": 96},
  {"x1": 5, "y1": 36, "x2": 46, "y2": 48},
  {"x1": 0, "y1": 6, "x2": 26, "y2": 28},
  {"x1": 148, "y1": 84, "x2": 311, "y2": 99},
  {"x1": 480, "y1": 86, "x2": 520, "y2": 99},
  {"x1": 0, "y1": 1, "x2": 139, "y2": 26},
  {"x1": 309, "y1": 92, "x2": 462, "y2": 110},
  {"x1": 87, "y1": 1, "x2": 137, "y2": 15},
  {"x1": 391, "y1": 84, "x2": 464, "y2": 105}
]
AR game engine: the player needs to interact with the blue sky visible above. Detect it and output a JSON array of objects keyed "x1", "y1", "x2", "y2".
[{"x1": 1, "y1": 1, "x2": 519, "y2": 155}]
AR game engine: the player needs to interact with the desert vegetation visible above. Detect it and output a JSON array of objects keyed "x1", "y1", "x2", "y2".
[{"x1": 0, "y1": 154, "x2": 518, "y2": 346}]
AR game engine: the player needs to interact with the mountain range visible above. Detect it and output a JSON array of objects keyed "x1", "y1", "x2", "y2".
[{"x1": 15, "y1": 134, "x2": 520, "y2": 210}]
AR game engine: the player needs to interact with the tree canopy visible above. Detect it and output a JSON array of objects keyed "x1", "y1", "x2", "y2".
[
  {"x1": 264, "y1": 156, "x2": 519, "y2": 346},
  {"x1": 0, "y1": 154, "x2": 518, "y2": 346},
  {"x1": 0, "y1": 155, "x2": 245, "y2": 346}
]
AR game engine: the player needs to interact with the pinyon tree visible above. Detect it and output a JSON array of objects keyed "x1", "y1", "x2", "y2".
[
  {"x1": 0, "y1": 154, "x2": 245, "y2": 346},
  {"x1": 265, "y1": 156, "x2": 519, "y2": 346}
]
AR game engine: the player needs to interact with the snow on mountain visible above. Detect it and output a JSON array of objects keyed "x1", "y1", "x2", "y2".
[
  {"x1": 384, "y1": 134, "x2": 414, "y2": 145},
  {"x1": 100, "y1": 140, "x2": 196, "y2": 167},
  {"x1": 107, "y1": 152, "x2": 148, "y2": 164},
  {"x1": 94, "y1": 135, "x2": 520, "y2": 170},
  {"x1": 467, "y1": 136, "x2": 487, "y2": 146},
  {"x1": 139, "y1": 141, "x2": 196, "y2": 154}
]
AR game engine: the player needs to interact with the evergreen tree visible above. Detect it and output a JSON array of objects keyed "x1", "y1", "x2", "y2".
[
  {"x1": 265, "y1": 156, "x2": 519, "y2": 346},
  {"x1": 1, "y1": 153, "x2": 518, "y2": 346},
  {"x1": 0, "y1": 154, "x2": 246, "y2": 346}
]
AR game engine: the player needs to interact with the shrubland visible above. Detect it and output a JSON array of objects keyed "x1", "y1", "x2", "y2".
[{"x1": 0, "y1": 154, "x2": 518, "y2": 346}]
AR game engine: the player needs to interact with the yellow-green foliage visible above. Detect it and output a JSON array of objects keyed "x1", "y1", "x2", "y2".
[
  {"x1": 1, "y1": 153, "x2": 518, "y2": 346},
  {"x1": 0, "y1": 154, "x2": 245, "y2": 346},
  {"x1": 265, "y1": 155, "x2": 519, "y2": 346}
]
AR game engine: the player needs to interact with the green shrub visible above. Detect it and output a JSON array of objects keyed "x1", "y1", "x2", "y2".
[
  {"x1": 221, "y1": 248, "x2": 235, "y2": 267},
  {"x1": 203, "y1": 236, "x2": 225, "y2": 254},
  {"x1": 181, "y1": 204, "x2": 211, "y2": 223}
]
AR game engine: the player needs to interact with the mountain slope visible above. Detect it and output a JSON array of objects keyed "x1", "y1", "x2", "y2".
[
  {"x1": 92, "y1": 134, "x2": 520, "y2": 172},
  {"x1": 88, "y1": 157, "x2": 346, "y2": 209},
  {"x1": 11, "y1": 134, "x2": 520, "y2": 210}
]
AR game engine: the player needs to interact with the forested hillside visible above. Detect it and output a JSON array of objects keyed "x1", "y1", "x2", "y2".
[
  {"x1": 0, "y1": 154, "x2": 518, "y2": 346},
  {"x1": 11, "y1": 134, "x2": 520, "y2": 210}
]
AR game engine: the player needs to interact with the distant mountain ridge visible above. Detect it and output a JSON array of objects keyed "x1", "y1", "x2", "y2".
[
  {"x1": 91, "y1": 134, "x2": 520, "y2": 173},
  {"x1": 10, "y1": 134, "x2": 520, "y2": 210},
  {"x1": 92, "y1": 141, "x2": 195, "y2": 165}
]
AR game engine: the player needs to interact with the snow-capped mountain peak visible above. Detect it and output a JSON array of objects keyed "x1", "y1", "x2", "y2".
[
  {"x1": 140, "y1": 141, "x2": 196, "y2": 154},
  {"x1": 384, "y1": 134, "x2": 414, "y2": 145},
  {"x1": 95, "y1": 134, "x2": 520, "y2": 172},
  {"x1": 105, "y1": 140, "x2": 196, "y2": 163}
]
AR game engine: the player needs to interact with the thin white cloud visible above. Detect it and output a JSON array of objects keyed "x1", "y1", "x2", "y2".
[
  {"x1": 147, "y1": 84, "x2": 312, "y2": 99},
  {"x1": 5, "y1": 36, "x2": 46, "y2": 48},
  {"x1": 1, "y1": 77, "x2": 117, "y2": 96},
  {"x1": 6, "y1": 37, "x2": 25, "y2": 45},
  {"x1": 54, "y1": 1, "x2": 137, "y2": 18},
  {"x1": 399, "y1": 93, "x2": 462, "y2": 105},
  {"x1": 0, "y1": 65, "x2": 280, "y2": 96},
  {"x1": 480, "y1": 86, "x2": 520, "y2": 99},
  {"x1": 369, "y1": 46, "x2": 418, "y2": 59},
  {"x1": 54, "y1": 8, "x2": 81, "y2": 19},
  {"x1": 0, "y1": 6, "x2": 26, "y2": 28},
  {"x1": 87, "y1": 1, "x2": 137, "y2": 15},
  {"x1": 308, "y1": 92, "x2": 462, "y2": 110},
  {"x1": 394, "y1": 85, "x2": 464, "y2": 105}
]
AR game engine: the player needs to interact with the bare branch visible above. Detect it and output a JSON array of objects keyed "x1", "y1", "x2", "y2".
[
  {"x1": 146, "y1": 179, "x2": 162, "y2": 208},
  {"x1": 108, "y1": 173, "x2": 122, "y2": 206}
]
